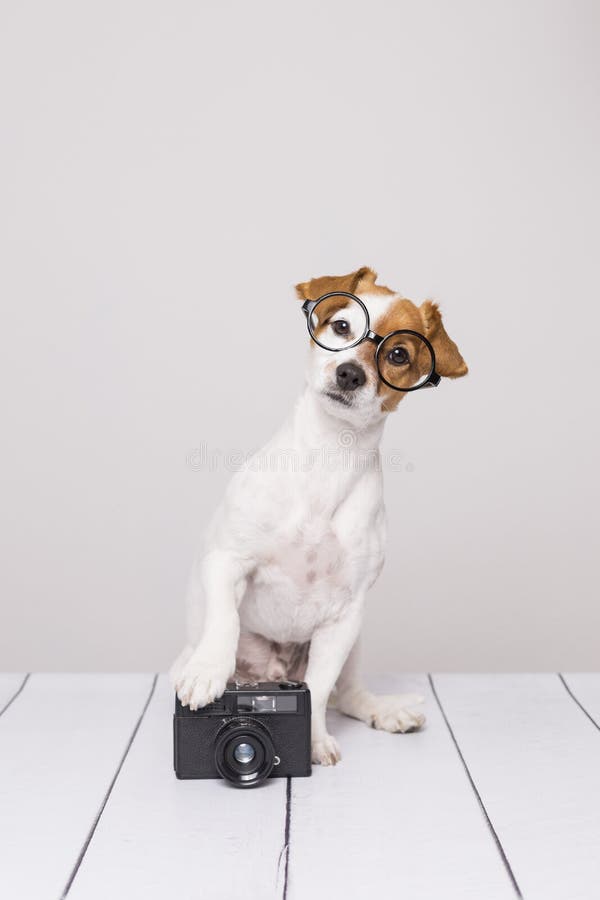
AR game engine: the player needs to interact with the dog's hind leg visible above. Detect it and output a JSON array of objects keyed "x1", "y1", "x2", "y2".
[{"x1": 335, "y1": 638, "x2": 426, "y2": 733}]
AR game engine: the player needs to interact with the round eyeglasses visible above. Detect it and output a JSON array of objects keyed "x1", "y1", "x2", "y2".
[{"x1": 301, "y1": 291, "x2": 441, "y2": 392}]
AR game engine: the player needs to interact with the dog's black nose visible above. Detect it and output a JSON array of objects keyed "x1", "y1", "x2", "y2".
[{"x1": 336, "y1": 362, "x2": 366, "y2": 391}]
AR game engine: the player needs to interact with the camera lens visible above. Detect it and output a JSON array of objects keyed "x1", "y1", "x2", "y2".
[
  {"x1": 233, "y1": 742, "x2": 255, "y2": 764},
  {"x1": 215, "y1": 720, "x2": 275, "y2": 788}
]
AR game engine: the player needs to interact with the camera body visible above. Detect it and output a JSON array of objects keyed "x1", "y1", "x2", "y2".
[{"x1": 173, "y1": 680, "x2": 312, "y2": 787}]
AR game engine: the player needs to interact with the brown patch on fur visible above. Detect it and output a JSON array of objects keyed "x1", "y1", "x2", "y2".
[
  {"x1": 235, "y1": 633, "x2": 310, "y2": 682},
  {"x1": 295, "y1": 267, "x2": 396, "y2": 354},
  {"x1": 353, "y1": 298, "x2": 426, "y2": 412},
  {"x1": 362, "y1": 296, "x2": 467, "y2": 411},
  {"x1": 419, "y1": 300, "x2": 468, "y2": 378},
  {"x1": 295, "y1": 266, "x2": 386, "y2": 301},
  {"x1": 372, "y1": 298, "x2": 424, "y2": 336}
]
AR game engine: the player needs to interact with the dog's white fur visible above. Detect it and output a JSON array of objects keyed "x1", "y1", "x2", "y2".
[{"x1": 171, "y1": 278, "x2": 456, "y2": 765}]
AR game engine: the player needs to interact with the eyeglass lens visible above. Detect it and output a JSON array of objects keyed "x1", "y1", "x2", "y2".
[
  {"x1": 376, "y1": 332, "x2": 434, "y2": 390},
  {"x1": 308, "y1": 294, "x2": 368, "y2": 350}
]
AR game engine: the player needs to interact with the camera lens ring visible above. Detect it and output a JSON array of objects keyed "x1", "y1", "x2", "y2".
[{"x1": 214, "y1": 719, "x2": 275, "y2": 789}]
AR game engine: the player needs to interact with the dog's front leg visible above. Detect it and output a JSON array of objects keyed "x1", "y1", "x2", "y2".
[
  {"x1": 305, "y1": 602, "x2": 363, "y2": 766},
  {"x1": 173, "y1": 550, "x2": 249, "y2": 711}
]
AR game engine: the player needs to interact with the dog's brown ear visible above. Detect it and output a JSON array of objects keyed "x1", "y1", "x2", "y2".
[
  {"x1": 419, "y1": 301, "x2": 468, "y2": 378},
  {"x1": 295, "y1": 266, "x2": 377, "y2": 301}
]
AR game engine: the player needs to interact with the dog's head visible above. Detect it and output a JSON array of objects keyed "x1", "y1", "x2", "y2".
[{"x1": 296, "y1": 267, "x2": 468, "y2": 426}]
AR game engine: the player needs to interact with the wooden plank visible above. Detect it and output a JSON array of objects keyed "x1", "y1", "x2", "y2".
[
  {"x1": 67, "y1": 676, "x2": 288, "y2": 900},
  {"x1": 0, "y1": 674, "x2": 28, "y2": 715},
  {"x1": 433, "y1": 674, "x2": 600, "y2": 900},
  {"x1": 288, "y1": 675, "x2": 516, "y2": 900},
  {"x1": 560, "y1": 673, "x2": 600, "y2": 730},
  {"x1": 0, "y1": 673, "x2": 155, "y2": 900}
]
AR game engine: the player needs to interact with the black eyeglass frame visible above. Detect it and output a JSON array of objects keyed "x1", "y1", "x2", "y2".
[{"x1": 301, "y1": 291, "x2": 441, "y2": 392}]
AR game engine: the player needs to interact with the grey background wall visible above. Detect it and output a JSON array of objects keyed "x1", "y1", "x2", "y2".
[{"x1": 1, "y1": 0, "x2": 598, "y2": 673}]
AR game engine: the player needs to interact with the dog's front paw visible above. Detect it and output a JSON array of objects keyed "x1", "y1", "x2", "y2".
[
  {"x1": 368, "y1": 694, "x2": 426, "y2": 733},
  {"x1": 311, "y1": 733, "x2": 341, "y2": 766},
  {"x1": 175, "y1": 656, "x2": 232, "y2": 711}
]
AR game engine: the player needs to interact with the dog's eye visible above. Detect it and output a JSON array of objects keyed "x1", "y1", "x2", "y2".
[
  {"x1": 387, "y1": 346, "x2": 410, "y2": 366},
  {"x1": 331, "y1": 320, "x2": 350, "y2": 336}
]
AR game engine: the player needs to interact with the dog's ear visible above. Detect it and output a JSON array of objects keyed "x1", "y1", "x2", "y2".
[
  {"x1": 419, "y1": 301, "x2": 468, "y2": 378},
  {"x1": 295, "y1": 266, "x2": 377, "y2": 301}
]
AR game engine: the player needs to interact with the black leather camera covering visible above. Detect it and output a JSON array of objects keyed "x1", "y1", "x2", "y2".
[{"x1": 173, "y1": 681, "x2": 312, "y2": 780}]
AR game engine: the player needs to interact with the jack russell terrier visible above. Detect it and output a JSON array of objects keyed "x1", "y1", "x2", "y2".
[{"x1": 171, "y1": 267, "x2": 468, "y2": 765}]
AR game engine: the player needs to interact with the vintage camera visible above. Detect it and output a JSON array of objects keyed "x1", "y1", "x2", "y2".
[{"x1": 173, "y1": 680, "x2": 312, "y2": 788}]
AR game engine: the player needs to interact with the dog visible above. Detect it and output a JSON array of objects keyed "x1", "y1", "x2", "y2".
[{"x1": 171, "y1": 267, "x2": 467, "y2": 765}]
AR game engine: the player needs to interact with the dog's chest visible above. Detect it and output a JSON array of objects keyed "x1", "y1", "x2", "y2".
[{"x1": 239, "y1": 507, "x2": 383, "y2": 644}]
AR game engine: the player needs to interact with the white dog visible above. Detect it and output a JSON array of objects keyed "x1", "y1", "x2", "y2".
[{"x1": 171, "y1": 267, "x2": 467, "y2": 765}]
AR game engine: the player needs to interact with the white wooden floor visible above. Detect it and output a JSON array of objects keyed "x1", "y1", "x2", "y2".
[{"x1": 1, "y1": 674, "x2": 599, "y2": 900}]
